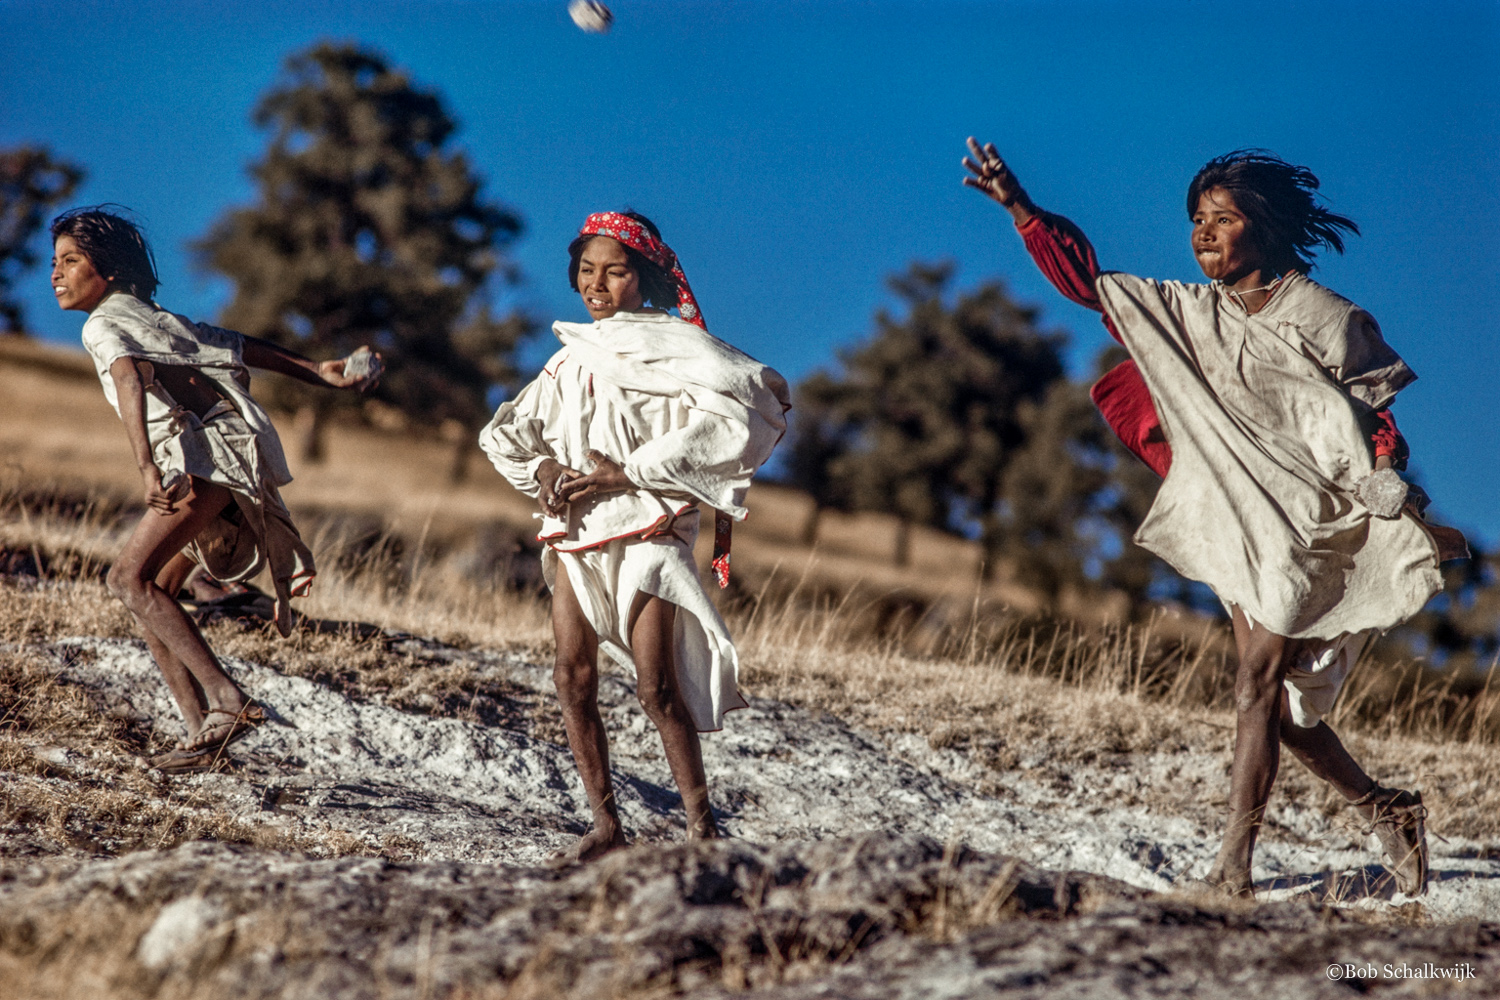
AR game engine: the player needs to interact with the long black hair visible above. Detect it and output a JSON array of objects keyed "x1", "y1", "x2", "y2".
[
  {"x1": 567, "y1": 210, "x2": 678, "y2": 309},
  {"x1": 50, "y1": 205, "x2": 160, "y2": 301},
  {"x1": 1187, "y1": 151, "x2": 1359, "y2": 275}
]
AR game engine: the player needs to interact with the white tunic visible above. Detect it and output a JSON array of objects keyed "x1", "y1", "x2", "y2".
[
  {"x1": 1096, "y1": 272, "x2": 1442, "y2": 641},
  {"x1": 480, "y1": 311, "x2": 790, "y2": 731},
  {"x1": 82, "y1": 293, "x2": 314, "y2": 636}
]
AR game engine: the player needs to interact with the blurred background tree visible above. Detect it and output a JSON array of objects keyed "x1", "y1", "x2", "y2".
[
  {"x1": 196, "y1": 42, "x2": 530, "y2": 476},
  {"x1": 0, "y1": 147, "x2": 84, "y2": 334},
  {"x1": 785, "y1": 262, "x2": 1169, "y2": 604}
]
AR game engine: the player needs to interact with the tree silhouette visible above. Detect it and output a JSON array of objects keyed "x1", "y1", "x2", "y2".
[
  {"x1": 196, "y1": 43, "x2": 530, "y2": 472},
  {"x1": 0, "y1": 147, "x2": 84, "y2": 333},
  {"x1": 788, "y1": 263, "x2": 1170, "y2": 602},
  {"x1": 790, "y1": 262, "x2": 1066, "y2": 570}
]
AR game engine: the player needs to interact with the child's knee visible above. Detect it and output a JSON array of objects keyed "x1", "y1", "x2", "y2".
[
  {"x1": 552, "y1": 654, "x2": 595, "y2": 707},
  {"x1": 635, "y1": 679, "x2": 680, "y2": 723},
  {"x1": 105, "y1": 562, "x2": 147, "y2": 607}
]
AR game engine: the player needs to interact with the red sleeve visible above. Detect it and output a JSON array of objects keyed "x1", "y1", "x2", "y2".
[
  {"x1": 1369, "y1": 409, "x2": 1409, "y2": 469},
  {"x1": 1017, "y1": 212, "x2": 1124, "y2": 345},
  {"x1": 1090, "y1": 360, "x2": 1171, "y2": 478},
  {"x1": 1015, "y1": 212, "x2": 1166, "y2": 473}
]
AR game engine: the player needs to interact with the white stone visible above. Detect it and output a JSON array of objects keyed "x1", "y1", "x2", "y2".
[
  {"x1": 136, "y1": 896, "x2": 224, "y2": 969},
  {"x1": 568, "y1": 0, "x2": 613, "y2": 33}
]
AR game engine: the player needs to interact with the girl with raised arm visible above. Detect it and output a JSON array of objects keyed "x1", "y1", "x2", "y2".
[
  {"x1": 962, "y1": 141, "x2": 1464, "y2": 897},
  {"x1": 480, "y1": 211, "x2": 789, "y2": 864},
  {"x1": 51, "y1": 207, "x2": 379, "y2": 772}
]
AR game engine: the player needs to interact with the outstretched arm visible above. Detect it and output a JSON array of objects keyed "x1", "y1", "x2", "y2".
[
  {"x1": 963, "y1": 138, "x2": 1113, "y2": 323},
  {"x1": 962, "y1": 137, "x2": 1039, "y2": 226},
  {"x1": 240, "y1": 335, "x2": 379, "y2": 391}
]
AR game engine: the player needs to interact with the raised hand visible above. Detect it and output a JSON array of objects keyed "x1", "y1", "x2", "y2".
[{"x1": 962, "y1": 137, "x2": 1036, "y2": 224}]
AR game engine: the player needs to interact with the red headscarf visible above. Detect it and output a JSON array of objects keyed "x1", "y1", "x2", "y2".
[{"x1": 577, "y1": 212, "x2": 705, "y2": 329}]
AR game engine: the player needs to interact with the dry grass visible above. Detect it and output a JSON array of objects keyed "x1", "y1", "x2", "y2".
[
  {"x1": 5, "y1": 475, "x2": 1500, "y2": 797},
  {"x1": 0, "y1": 644, "x2": 383, "y2": 858}
]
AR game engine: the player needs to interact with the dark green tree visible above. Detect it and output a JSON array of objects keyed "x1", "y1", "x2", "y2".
[
  {"x1": 196, "y1": 43, "x2": 530, "y2": 473},
  {"x1": 788, "y1": 265, "x2": 1175, "y2": 604},
  {"x1": 0, "y1": 147, "x2": 84, "y2": 333},
  {"x1": 790, "y1": 262, "x2": 1067, "y2": 570},
  {"x1": 783, "y1": 370, "x2": 856, "y2": 546}
]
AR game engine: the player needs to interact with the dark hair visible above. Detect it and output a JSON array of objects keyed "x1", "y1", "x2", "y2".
[
  {"x1": 567, "y1": 210, "x2": 679, "y2": 310},
  {"x1": 1186, "y1": 150, "x2": 1359, "y2": 275},
  {"x1": 50, "y1": 205, "x2": 160, "y2": 301}
]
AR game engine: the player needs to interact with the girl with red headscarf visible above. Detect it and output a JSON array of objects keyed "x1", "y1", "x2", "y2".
[{"x1": 481, "y1": 211, "x2": 789, "y2": 863}]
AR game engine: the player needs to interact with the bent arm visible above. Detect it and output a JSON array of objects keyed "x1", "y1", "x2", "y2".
[
  {"x1": 621, "y1": 405, "x2": 781, "y2": 519},
  {"x1": 108, "y1": 357, "x2": 179, "y2": 511},
  {"x1": 108, "y1": 357, "x2": 157, "y2": 474}
]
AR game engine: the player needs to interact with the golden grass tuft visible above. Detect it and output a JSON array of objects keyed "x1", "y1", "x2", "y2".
[{"x1": 4, "y1": 478, "x2": 1500, "y2": 849}]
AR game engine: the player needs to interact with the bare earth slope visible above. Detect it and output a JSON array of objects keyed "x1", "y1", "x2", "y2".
[{"x1": 2, "y1": 633, "x2": 1497, "y2": 997}]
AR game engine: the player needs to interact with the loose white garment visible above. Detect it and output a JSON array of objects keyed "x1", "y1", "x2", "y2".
[
  {"x1": 548, "y1": 530, "x2": 747, "y2": 731},
  {"x1": 480, "y1": 310, "x2": 789, "y2": 730},
  {"x1": 1097, "y1": 272, "x2": 1441, "y2": 641},
  {"x1": 82, "y1": 293, "x2": 314, "y2": 635},
  {"x1": 1283, "y1": 629, "x2": 1373, "y2": 728}
]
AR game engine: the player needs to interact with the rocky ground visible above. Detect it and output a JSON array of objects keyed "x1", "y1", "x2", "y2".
[{"x1": 2, "y1": 629, "x2": 1498, "y2": 997}]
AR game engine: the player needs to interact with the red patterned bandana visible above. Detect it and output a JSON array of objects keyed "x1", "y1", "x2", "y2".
[{"x1": 577, "y1": 212, "x2": 706, "y2": 329}]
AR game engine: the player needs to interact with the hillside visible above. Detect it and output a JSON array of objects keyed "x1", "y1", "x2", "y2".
[{"x1": 3, "y1": 334, "x2": 1498, "y2": 997}]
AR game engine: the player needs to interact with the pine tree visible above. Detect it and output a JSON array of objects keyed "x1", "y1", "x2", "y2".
[
  {"x1": 790, "y1": 262, "x2": 1067, "y2": 569},
  {"x1": 787, "y1": 263, "x2": 1169, "y2": 603},
  {"x1": 0, "y1": 147, "x2": 84, "y2": 333},
  {"x1": 196, "y1": 43, "x2": 530, "y2": 471}
]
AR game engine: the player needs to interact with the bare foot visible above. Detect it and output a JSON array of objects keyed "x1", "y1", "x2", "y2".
[
  {"x1": 685, "y1": 810, "x2": 721, "y2": 843},
  {"x1": 547, "y1": 824, "x2": 627, "y2": 868},
  {"x1": 1199, "y1": 862, "x2": 1254, "y2": 899}
]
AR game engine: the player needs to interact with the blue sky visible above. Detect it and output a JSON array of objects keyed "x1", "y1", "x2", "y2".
[{"x1": 3, "y1": 0, "x2": 1496, "y2": 542}]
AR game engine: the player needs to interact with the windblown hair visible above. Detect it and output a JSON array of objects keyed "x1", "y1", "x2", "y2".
[
  {"x1": 1187, "y1": 151, "x2": 1359, "y2": 275},
  {"x1": 567, "y1": 210, "x2": 679, "y2": 310},
  {"x1": 50, "y1": 206, "x2": 160, "y2": 301}
]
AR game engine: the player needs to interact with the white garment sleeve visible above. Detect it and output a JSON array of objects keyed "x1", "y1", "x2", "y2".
[
  {"x1": 1306, "y1": 308, "x2": 1416, "y2": 411},
  {"x1": 621, "y1": 396, "x2": 780, "y2": 520},
  {"x1": 478, "y1": 371, "x2": 561, "y2": 498}
]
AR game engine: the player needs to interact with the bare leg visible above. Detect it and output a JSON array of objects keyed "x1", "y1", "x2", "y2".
[
  {"x1": 628, "y1": 591, "x2": 719, "y2": 842},
  {"x1": 549, "y1": 565, "x2": 627, "y2": 864},
  {"x1": 144, "y1": 553, "x2": 211, "y2": 741},
  {"x1": 106, "y1": 479, "x2": 252, "y2": 743},
  {"x1": 1205, "y1": 607, "x2": 1294, "y2": 896},
  {"x1": 1278, "y1": 695, "x2": 1378, "y2": 805},
  {"x1": 1279, "y1": 676, "x2": 1428, "y2": 894}
]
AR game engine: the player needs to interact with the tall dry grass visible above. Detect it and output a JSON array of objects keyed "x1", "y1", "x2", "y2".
[
  {"x1": 6, "y1": 476, "x2": 1500, "y2": 751},
  {"x1": 6, "y1": 478, "x2": 1500, "y2": 842}
]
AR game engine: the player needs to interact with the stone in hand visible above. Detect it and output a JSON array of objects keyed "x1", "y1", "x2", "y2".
[
  {"x1": 1355, "y1": 468, "x2": 1408, "y2": 519},
  {"x1": 344, "y1": 346, "x2": 383, "y2": 382}
]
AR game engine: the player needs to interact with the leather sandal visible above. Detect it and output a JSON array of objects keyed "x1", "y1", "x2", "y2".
[
  {"x1": 1353, "y1": 785, "x2": 1429, "y2": 897},
  {"x1": 182, "y1": 703, "x2": 267, "y2": 755}
]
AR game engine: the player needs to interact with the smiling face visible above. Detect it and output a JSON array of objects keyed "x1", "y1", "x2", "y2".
[
  {"x1": 51, "y1": 235, "x2": 113, "y2": 313},
  {"x1": 1191, "y1": 187, "x2": 1267, "y2": 284},
  {"x1": 576, "y1": 236, "x2": 644, "y2": 321}
]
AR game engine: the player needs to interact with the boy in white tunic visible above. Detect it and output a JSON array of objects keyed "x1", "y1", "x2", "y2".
[
  {"x1": 481, "y1": 211, "x2": 789, "y2": 863},
  {"x1": 51, "y1": 207, "x2": 378, "y2": 772},
  {"x1": 963, "y1": 144, "x2": 1461, "y2": 897}
]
